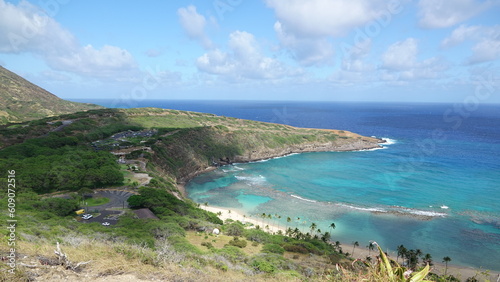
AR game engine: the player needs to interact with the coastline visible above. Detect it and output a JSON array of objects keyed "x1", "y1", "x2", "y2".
[
  {"x1": 200, "y1": 205, "x2": 500, "y2": 281},
  {"x1": 177, "y1": 137, "x2": 385, "y2": 185}
]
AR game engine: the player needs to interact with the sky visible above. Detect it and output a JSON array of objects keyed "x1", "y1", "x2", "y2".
[{"x1": 0, "y1": 0, "x2": 499, "y2": 103}]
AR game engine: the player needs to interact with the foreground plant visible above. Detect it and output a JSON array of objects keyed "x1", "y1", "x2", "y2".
[
  {"x1": 373, "y1": 242, "x2": 431, "y2": 282},
  {"x1": 335, "y1": 242, "x2": 431, "y2": 282}
]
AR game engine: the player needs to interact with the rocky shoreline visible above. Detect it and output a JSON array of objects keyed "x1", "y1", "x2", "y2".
[{"x1": 177, "y1": 137, "x2": 385, "y2": 196}]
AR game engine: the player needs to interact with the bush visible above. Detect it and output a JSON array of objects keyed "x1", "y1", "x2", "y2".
[
  {"x1": 251, "y1": 259, "x2": 276, "y2": 273},
  {"x1": 201, "y1": 242, "x2": 214, "y2": 249},
  {"x1": 249, "y1": 254, "x2": 295, "y2": 274},
  {"x1": 228, "y1": 237, "x2": 247, "y2": 248},
  {"x1": 262, "y1": 243, "x2": 285, "y2": 255},
  {"x1": 224, "y1": 222, "x2": 244, "y2": 236},
  {"x1": 35, "y1": 198, "x2": 79, "y2": 216},
  {"x1": 213, "y1": 245, "x2": 247, "y2": 263},
  {"x1": 168, "y1": 236, "x2": 202, "y2": 254},
  {"x1": 244, "y1": 228, "x2": 271, "y2": 243}
]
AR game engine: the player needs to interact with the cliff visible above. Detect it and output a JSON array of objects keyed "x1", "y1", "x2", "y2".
[{"x1": 0, "y1": 66, "x2": 103, "y2": 124}]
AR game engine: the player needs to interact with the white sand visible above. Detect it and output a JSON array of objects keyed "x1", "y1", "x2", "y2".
[{"x1": 200, "y1": 205, "x2": 500, "y2": 281}]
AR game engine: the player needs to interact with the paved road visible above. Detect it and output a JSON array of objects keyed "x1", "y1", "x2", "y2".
[
  {"x1": 84, "y1": 190, "x2": 134, "y2": 212},
  {"x1": 80, "y1": 189, "x2": 135, "y2": 226},
  {"x1": 80, "y1": 210, "x2": 122, "y2": 226}
]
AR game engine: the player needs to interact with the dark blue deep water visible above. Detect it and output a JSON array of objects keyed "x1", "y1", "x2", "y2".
[{"x1": 78, "y1": 99, "x2": 500, "y2": 270}]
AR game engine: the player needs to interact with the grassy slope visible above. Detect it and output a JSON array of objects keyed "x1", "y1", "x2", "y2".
[
  {"x1": 123, "y1": 107, "x2": 382, "y2": 182},
  {"x1": 0, "y1": 66, "x2": 103, "y2": 124}
]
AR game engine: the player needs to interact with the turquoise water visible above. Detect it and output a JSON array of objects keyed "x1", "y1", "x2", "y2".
[
  {"x1": 183, "y1": 102, "x2": 500, "y2": 271},
  {"x1": 187, "y1": 146, "x2": 500, "y2": 270}
]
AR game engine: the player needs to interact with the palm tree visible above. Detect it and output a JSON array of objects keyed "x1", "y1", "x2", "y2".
[
  {"x1": 334, "y1": 241, "x2": 341, "y2": 252},
  {"x1": 329, "y1": 222, "x2": 336, "y2": 232},
  {"x1": 310, "y1": 222, "x2": 317, "y2": 234},
  {"x1": 443, "y1": 256, "x2": 451, "y2": 276},
  {"x1": 286, "y1": 217, "x2": 291, "y2": 230},
  {"x1": 423, "y1": 253, "x2": 433, "y2": 266},
  {"x1": 261, "y1": 213, "x2": 266, "y2": 225},
  {"x1": 352, "y1": 241, "x2": 359, "y2": 255},
  {"x1": 397, "y1": 245, "x2": 407, "y2": 264},
  {"x1": 367, "y1": 242, "x2": 375, "y2": 255},
  {"x1": 317, "y1": 228, "x2": 321, "y2": 235},
  {"x1": 321, "y1": 231, "x2": 330, "y2": 242}
]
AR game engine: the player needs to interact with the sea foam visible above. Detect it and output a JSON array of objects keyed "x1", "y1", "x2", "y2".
[{"x1": 290, "y1": 194, "x2": 317, "y2": 203}]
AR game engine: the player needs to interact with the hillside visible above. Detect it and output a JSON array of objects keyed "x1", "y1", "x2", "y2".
[{"x1": 0, "y1": 66, "x2": 103, "y2": 124}]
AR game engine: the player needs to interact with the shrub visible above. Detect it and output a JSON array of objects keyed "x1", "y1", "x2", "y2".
[
  {"x1": 251, "y1": 259, "x2": 275, "y2": 273},
  {"x1": 249, "y1": 254, "x2": 295, "y2": 274},
  {"x1": 262, "y1": 243, "x2": 285, "y2": 255},
  {"x1": 201, "y1": 242, "x2": 214, "y2": 249},
  {"x1": 224, "y1": 222, "x2": 244, "y2": 236},
  {"x1": 244, "y1": 228, "x2": 271, "y2": 243},
  {"x1": 228, "y1": 237, "x2": 247, "y2": 248},
  {"x1": 213, "y1": 246, "x2": 247, "y2": 263}
]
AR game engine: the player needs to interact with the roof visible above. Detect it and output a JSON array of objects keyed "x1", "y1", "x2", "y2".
[{"x1": 133, "y1": 208, "x2": 159, "y2": 220}]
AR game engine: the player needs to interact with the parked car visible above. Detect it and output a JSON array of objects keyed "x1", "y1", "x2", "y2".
[{"x1": 102, "y1": 222, "x2": 110, "y2": 226}]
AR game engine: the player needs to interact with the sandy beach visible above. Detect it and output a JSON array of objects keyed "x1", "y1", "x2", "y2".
[{"x1": 200, "y1": 205, "x2": 500, "y2": 281}]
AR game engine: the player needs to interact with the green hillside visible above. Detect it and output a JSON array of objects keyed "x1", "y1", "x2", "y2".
[{"x1": 0, "y1": 66, "x2": 103, "y2": 124}]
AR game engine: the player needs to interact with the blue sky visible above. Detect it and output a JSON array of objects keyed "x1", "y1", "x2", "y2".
[{"x1": 0, "y1": 0, "x2": 499, "y2": 103}]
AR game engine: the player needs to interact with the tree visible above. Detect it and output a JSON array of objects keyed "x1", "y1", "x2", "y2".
[
  {"x1": 310, "y1": 222, "x2": 317, "y2": 234},
  {"x1": 352, "y1": 241, "x2": 359, "y2": 255},
  {"x1": 321, "y1": 231, "x2": 330, "y2": 242},
  {"x1": 367, "y1": 242, "x2": 375, "y2": 255},
  {"x1": 286, "y1": 217, "x2": 291, "y2": 230},
  {"x1": 423, "y1": 253, "x2": 433, "y2": 266},
  {"x1": 127, "y1": 195, "x2": 145, "y2": 208},
  {"x1": 443, "y1": 256, "x2": 451, "y2": 276},
  {"x1": 397, "y1": 245, "x2": 407, "y2": 264},
  {"x1": 334, "y1": 241, "x2": 341, "y2": 252}
]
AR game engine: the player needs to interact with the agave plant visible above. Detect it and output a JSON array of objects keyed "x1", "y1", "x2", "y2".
[{"x1": 373, "y1": 241, "x2": 431, "y2": 282}]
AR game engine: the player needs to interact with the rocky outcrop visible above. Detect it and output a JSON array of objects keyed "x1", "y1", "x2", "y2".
[{"x1": 234, "y1": 139, "x2": 383, "y2": 163}]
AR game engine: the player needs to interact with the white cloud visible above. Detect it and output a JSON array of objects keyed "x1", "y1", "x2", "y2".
[
  {"x1": 440, "y1": 25, "x2": 482, "y2": 48},
  {"x1": 418, "y1": 0, "x2": 495, "y2": 28},
  {"x1": 442, "y1": 24, "x2": 500, "y2": 64},
  {"x1": 196, "y1": 31, "x2": 301, "y2": 80},
  {"x1": 381, "y1": 38, "x2": 449, "y2": 81},
  {"x1": 274, "y1": 21, "x2": 334, "y2": 66},
  {"x1": 266, "y1": 0, "x2": 395, "y2": 67},
  {"x1": 177, "y1": 5, "x2": 212, "y2": 49},
  {"x1": 48, "y1": 45, "x2": 136, "y2": 80},
  {"x1": 469, "y1": 37, "x2": 500, "y2": 64},
  {"x1": 266, "y1": 0, "x2": 389, "y2": 37},
  {"x1": 382, "y1": 38, "x2": 418, "y2": 70},
  {"x1": 341, "y1": 39, "x2": 374, "y2": 72},
  {"x1": 0, "y1": 0, "x2": 138, "y2": 81}
]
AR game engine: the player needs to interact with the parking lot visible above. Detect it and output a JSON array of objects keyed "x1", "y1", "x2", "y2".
[{"x1": 79, "y1": 189, "x2": 135, "y2": 226}]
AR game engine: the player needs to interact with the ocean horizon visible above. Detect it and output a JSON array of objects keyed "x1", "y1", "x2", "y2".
[{"x1": 76, "y1": 99, "x2": 500, "y2": 271}]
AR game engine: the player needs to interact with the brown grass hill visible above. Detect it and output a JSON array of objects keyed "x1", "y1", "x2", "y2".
[{"x1": 0, "y1": 66, "x2": 103, "y2": 124}]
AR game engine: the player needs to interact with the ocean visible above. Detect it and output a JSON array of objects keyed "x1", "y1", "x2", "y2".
[{"x1": 77, "y1": 99, "x2": 500, "y2": 270}]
